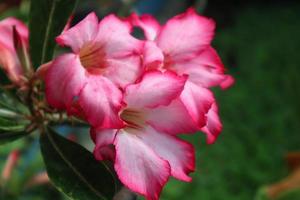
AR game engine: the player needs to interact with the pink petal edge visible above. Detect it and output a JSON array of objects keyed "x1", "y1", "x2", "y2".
[{"x1": 114, "y1": 130, "x2": 170, "y2": 200}]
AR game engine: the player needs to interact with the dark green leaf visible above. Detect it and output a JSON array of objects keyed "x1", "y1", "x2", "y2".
[
  {"x1": 29, "y1": 0, "x2": 78, "y2": 68},
  {"x1": 40, "y1": 127, "x2": 118, "y2": 200},
  {"x1": 0, "y1": 117, "x2": 28, "y2": 131},
  {"x1": 195, "y1": 0, "x2": 208, "y2": 13},
  {"x1": 0, "y1": 88, "x2": 28, "y2": 114},
  {"x1": 0, "y1": 131, "x2": 29, "y2": 144}
]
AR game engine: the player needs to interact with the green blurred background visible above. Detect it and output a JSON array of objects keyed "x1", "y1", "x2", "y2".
[{"x1": 1, "y1": 0, "x2": 300, "y2": 199}]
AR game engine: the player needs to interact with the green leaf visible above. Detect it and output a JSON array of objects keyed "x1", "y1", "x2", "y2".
[
  {"x1": 0, "y1": 131, "x2": 29, "y2": 145},
  {"x1": 0, "y1": 117, "x2": 28, "y2": 131},
  {"x1": 0, "y1": 89, "x2": 28, "y2": 114},
  {"x1": 0, "y1": 115, "x2": 29, "y2": 145},
  {"x1": 29, "y1": 0, "x2": 78, "y2": 68},
  {"x1": 40, "y1": 127, "x2": 118, "y2": 200}
]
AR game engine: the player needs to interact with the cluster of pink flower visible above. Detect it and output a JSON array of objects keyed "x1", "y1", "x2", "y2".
[{"x1": 0, "y1": 8, "x2": 233, "y2": 200}]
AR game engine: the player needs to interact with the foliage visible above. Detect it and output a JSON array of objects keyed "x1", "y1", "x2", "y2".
[
  {"x1": 40, "y1": 128, "x2": 118, "y2": 200},
  {"x1": 29, "y1": 0, "x2": 78, "y2": 68}
]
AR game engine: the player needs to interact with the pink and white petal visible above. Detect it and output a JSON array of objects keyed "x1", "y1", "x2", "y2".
[
  {"x1": 156, "y1": 8, "x2": 215, "y2": 61},
  {"x1": 77, "y1": 76, "x2": 124, "y2": 129},
  {"x1": 104, "y1": 55, "x2": 142, "y2": 88},
  {"x1": 0, "y1": 43, "x2": 23, "y2": 84},
  {"x1": 196, "y1": 46, "x2": 225, "y2": 73},
  {"x1": 146, "y1": 99, "x2": 198, "y2": 135},
  {"x1": 180, "y1": 81, "x2": 214, "y2": 128},
  {"x1": 125, "y1": 70, "x2": 187, "y2": 109},
  {"x1": 0, "y1": 17, "x2": 28, "y2": 50},
  {"x1": 95, "y1": 14, "x2": 143, "y2": 58},
  {"x1": 91, "y1": 128, "x2": 118, "y2": 161},
  {"x1": 95, "y1": 145, "x2": 116, "y2": 161},
  {"x1": 179, "y1": 64, "x2": 227, "y2": 88},
  {"x1": 114, "y1": 130, "x2": 170, "y2": 200},
  {"x1": 130, "y1": 13, "x2": 161, "y2": 41},
  {"x1": 220, "y1": 75, "x2": 234, "y2": 89},
  {"x1": 139, "y1": 126, "x2": 195, "y2": 182},
  {"x1": 142, "y1": 41, "x2": 164, "y2": 70},
  {"x1": 56, "y1": 12, "x2": 98, "y2": 53},
  {"x1": 201, "y1": 103, "x2": 223, "y2": 144},
  {"x1": 36, "y1": 61, "x2": 52, "y2": 80},
  {"x1": 45, "y1": 53, "x2": 86, "y2": 109},
  {"x1": 174, "y1": 47, "x2": 234, "y2": 88},
  {"x1": 0, "y1": 18, "x2": 28, "y2": 85},
  {"x1": 62, "y1": 15, "x2": 74, "y2": 32}
]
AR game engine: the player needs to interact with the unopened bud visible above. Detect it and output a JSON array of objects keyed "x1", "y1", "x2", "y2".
[{"x1": 12, "y1": 25, "x2": 32, "y2": 77}]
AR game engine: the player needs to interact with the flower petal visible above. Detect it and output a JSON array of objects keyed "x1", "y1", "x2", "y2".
[
  {"x1": 201, "y1": 103, "x2": 222, "y2": 144},
  {"x1": 220, "y1": 75, "x2": 235, "y2": 90},
  {"x1": 174, "y1": 46, "x2": 234, "y2": 89},
  {"x1": 139, "y1": 126, "x2": 195, "y2": 182},
  {"x1": 91, "y1": 128, "x2": 117, "y2": 161},
  {"x1": 56, "y1": 12, "x2": 99, "y2": 53},
  {"x1": 0, "y1": 43, "x2": 23, "y2": 84},
  {"x1": 104, "y1": 55, "x2": 142, "y2": 88},
  {"x1": 146, "y1": 99, "x2": 198, "y2": 135},
  {"x1": 180, "y1": 81, "x2": 214, "y2": 128},
  {"x1": 35, "y1": 61, "x2": 52, "y2": 80},
  {"x1": 0, "y1": 17, "x2": 28, "y2": 84},
  {"x1": 124, "y1": 70, "x2": 187, "y2": 109},
  {"x1": 0, "y1": 17, "x2": 28, "y2": 50},
  {"x1": 95, "y1": 14, "x2": 143, "y2": 58},
  {"x1": 114, "y1": 129, "x2": 170, "y2": 200},
  {"x1": 142, "y1": 41, "x2": 164, "y2": 70},
  {"x1": 45, "y1": 53, "x2": 86, "y2": 109},
  {"x1": 88, "y1": 14, "x2": 144, "y2": 87},
  {"x1": 77, "y1": 76, "x2": 124, "y2": 129},
  {"x1": 156, "y1": 8, "x2": 215, "y2": 61},
  {"x1": 130, "y1": 13, "x2": 161, "y2": 41}
]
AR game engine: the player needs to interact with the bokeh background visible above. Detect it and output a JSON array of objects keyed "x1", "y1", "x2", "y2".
[{"x1": 1, "y1": 0, "x2": 300, "y2": 199}]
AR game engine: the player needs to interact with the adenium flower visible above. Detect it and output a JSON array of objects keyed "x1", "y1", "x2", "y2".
[
  {"x1": 0, "y1": 17, "x2": 28, "y2": 85},
  {"x1": 92, "y1": 71, "x2": 197, "y2": 200},
  {"x1": 43, "y1": 8, "x2": 234, "y2": 200},
  {"x1": 130, "y1": 8, "x2": 234, "y2": 143},
  {"x1": 45, "y1": 13, "x2": 143, "y2": 129}
]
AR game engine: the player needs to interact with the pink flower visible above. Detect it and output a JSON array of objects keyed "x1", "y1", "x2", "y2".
[
  {"x1": 0, "y1": 17, "x2": 28, "y2": 85},
  {"x1": 130, "y1": 8, "x2": 234, "y2": 143},
  {"x1": 92, "y1": 71, "x2": 197, "y2": 200},
  {"x1": 43, "y1": 9, "x2": 232, "y2": 200},
  {"x1": 45, "y1": 13, "x2": 144, "y2": 129}
]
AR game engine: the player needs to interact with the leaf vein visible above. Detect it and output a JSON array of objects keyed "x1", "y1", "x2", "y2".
[
  {"x1": 46, "y1": 131, "x2": 106, "y2": 199},
  {"x1": 40, "y1": 1, "x2": 56, "y2": 65}
]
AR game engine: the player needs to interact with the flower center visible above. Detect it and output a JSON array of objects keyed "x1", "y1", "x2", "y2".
[
  {"x1": 120, "y1": 108, "x2": 145, "y2": 130},
  {"x1": 162, "y1": 53, "x2": 174, "y2": 70},
  {"x1": 79, "y1": 42, "x2": 107, "y2": 74}
]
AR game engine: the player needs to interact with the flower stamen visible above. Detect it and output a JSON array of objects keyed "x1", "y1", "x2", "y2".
[
  {"x1": 79, "y1": 42, "x2": 107, "y2": 73},
  {"x1": 120, "y1": 108, "x2": 145, "y2": 130}
]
